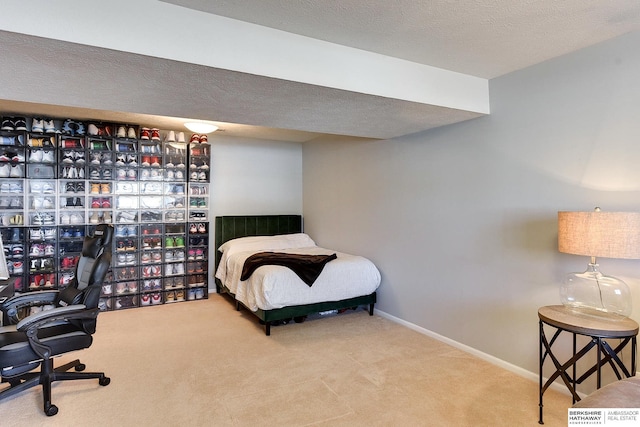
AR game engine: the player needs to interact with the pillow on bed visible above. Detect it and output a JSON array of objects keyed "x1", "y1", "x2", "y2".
[{"x1": 218, "y1": 233, "x2": 316, "y2": 257}]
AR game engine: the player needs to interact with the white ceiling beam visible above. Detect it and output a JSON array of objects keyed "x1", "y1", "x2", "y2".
[{"x1": 0, "y1": 0, "x2": 488, "y2": 115}]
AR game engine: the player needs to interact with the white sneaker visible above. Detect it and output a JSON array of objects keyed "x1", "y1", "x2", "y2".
[
  {"x1": 42, "y1": 198, "x2": 54, "y2": 209},
  {"x1": 42, "y1": 182, "x2": 55, "y2": 193},
  {"x1": 127, "y1": 127, "x2": 136, "y2": 139},
  {"x1": 29, "y1": 150, "x2": 44, "y2": 162},
  {"x1": 42, "y1": 150, "x2": 55, "y2": 163},
  {"x1": 70, "y1": 213, "x2": 83, "y2": 224},
  {"x1": 60, "y1": 213, "x2": 71, "y2": 225},
  {"x1": 32, "y1": 118, "x2": 44, "y2": 133},
  {"x1": 174, "y1": 263, "x2": 184, "y2": 275},
  {"x1": 10, "y1": 164, "x2": 23, "y2": 178},
  {"x1": 43, "y1": 213, "x2": 55, "y2": 225},
  {"x1": 32, "y1": 213, "x2": 44, "y2": 225},
  {"x1": 43, "y1": 119, "x2": 57, "y2": 133},
  {"x1": 177, "y1": 132, "x2": 185, "y2": 143},
  {"x1": 0, "y1": 164, "x2": 11, "y2": 177},
  {"x1": 117, "y1": 126, "x2": 126, "y2": 138},
  {"x1": 167, "y1": 130, "x2": 176, "y2": 142}
]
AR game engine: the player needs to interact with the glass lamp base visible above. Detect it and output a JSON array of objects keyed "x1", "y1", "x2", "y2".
[{"x1": 560, "y1": 263, "x2": 632, "y2": 319}]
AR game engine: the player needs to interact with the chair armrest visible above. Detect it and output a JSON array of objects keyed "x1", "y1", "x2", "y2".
[
  {"x1": 1, "y1": 290, "x2": 60, "y2": 323},
  {"x1": 17, "y1": 305, "x2": 99, "y2": 360},
  {"x1": 16, "y1": 305, "x2": 92, "y2": 332}
]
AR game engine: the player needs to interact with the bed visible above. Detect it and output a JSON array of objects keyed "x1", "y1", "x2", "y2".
[{"x1": 214, "y1": 215, "x2": 380, "y2": 335}]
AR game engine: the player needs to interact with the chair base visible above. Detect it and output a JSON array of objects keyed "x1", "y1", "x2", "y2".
[{"x1": 0, "y1": 358, "x2": 110, "y2": 416}]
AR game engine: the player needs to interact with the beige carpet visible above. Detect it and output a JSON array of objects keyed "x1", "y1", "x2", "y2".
[{"x1": 0, "y1": 296, "x2": 570, "y2": 426}]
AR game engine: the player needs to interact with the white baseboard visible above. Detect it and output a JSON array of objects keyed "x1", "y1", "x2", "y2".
[{"x1": 374, "y1": 308, "x2": 574, "y2": 397}]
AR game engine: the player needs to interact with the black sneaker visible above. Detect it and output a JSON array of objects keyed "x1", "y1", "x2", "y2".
[
  {"x1": 13, "y1": 117, "x2": 27, "y2": 131},
  {"x1": 65, "y1": 182, "x2": 76, "y2": 193},
  {"x1": 75, "y1": 181, "x2": 85, "y2": 193},
  {"x1": 1, "y1": 117, "x2": 14, "y2": 131}
]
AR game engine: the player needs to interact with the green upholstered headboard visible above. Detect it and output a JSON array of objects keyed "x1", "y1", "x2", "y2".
[{"x1": 214, "y1": 215, "x2": 303, "y2": 284}]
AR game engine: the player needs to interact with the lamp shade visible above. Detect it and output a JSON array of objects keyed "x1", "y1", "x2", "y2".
[
  {"x1": 558, "y1": 209, "x2": 640, "y2": 318},
  {"x1": 558, "y1": 211, "x2": 640, "y2": 259}
]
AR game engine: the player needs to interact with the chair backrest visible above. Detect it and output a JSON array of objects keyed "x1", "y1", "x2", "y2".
[
  {"x1": 58, "y1": 224, "x2": 113, "y2": 311},
  {"x1": 76, "y1": 224, "x2": 113, "y2": 288}
]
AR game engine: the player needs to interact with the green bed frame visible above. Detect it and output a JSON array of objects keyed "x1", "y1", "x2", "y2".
[{"x1": 214, "y1": 215, "x2": 376, "y2": 335}]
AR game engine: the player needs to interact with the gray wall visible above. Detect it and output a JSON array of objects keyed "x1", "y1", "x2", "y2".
[{"x1": 302, "y1": 31, "x2": 640, "y2": 377}]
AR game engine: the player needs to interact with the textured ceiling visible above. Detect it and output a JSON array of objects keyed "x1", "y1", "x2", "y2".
[
  {"x1": 1, "y1": 1, "x2": 640, "y2": 141},
  {"x1": 164, "y1": 0, "x2": 640, "y2": 78}
]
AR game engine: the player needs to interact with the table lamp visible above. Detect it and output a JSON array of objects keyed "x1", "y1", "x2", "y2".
[{"x1": 558, "y1": 208, "x2": 640, "y2": 319}]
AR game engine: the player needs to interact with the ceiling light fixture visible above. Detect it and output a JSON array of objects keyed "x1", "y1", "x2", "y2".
[{"x1": 184, "y1": 122, "x2": 218, "y2": 134}]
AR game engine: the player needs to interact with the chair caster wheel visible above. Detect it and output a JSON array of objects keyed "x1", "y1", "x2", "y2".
[
  {"x1": 75, "y1": 363, "x2": 86, "y2": 371},
  {"x1": 99, "y1": 377, "x2": 111, "y2": 386},
  {"x1": 45, "y1": 404, "x2": 58, "y2": 416}
]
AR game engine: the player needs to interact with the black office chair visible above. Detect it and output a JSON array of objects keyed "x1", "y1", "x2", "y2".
[{"x1": 0, "y1": 224, "x2": 113, "y2": 416}]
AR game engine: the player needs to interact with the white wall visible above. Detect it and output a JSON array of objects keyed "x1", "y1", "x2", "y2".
[
  {"x1": 302, "y1": 31, "x2": 640, "y2": 383},
  {"x1": 211, "y1": 135, "x2": 303, "y2": 216}
]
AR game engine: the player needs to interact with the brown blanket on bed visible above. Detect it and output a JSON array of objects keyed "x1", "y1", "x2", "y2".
[{"x1": 241, "y1": 252, "x2": 337, "y2": 286}]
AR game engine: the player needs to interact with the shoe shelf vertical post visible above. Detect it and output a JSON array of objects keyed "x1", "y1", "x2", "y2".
[
  {"x1": 25, "y1": 131, "x2": 59, "y2": 291},
  {"x1": 160, "y1": 133, "x2": 189, "y2": 304},
  {"x1": 186, "y1": 137, "x2": 210, "y2": 301}
]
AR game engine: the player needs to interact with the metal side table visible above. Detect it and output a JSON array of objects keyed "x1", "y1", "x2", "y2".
[{"x1": 538, "y1": 305, "x2": 638, "y2": 424}]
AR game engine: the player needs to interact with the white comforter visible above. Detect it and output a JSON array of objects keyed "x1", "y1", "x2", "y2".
[{"x1": 216, "y1": 245, "x2": 381, "y2": 312}]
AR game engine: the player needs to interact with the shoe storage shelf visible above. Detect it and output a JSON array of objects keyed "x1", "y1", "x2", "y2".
[{"x1": 1, "y1": 116, "x2": 211, "y2": 311}]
